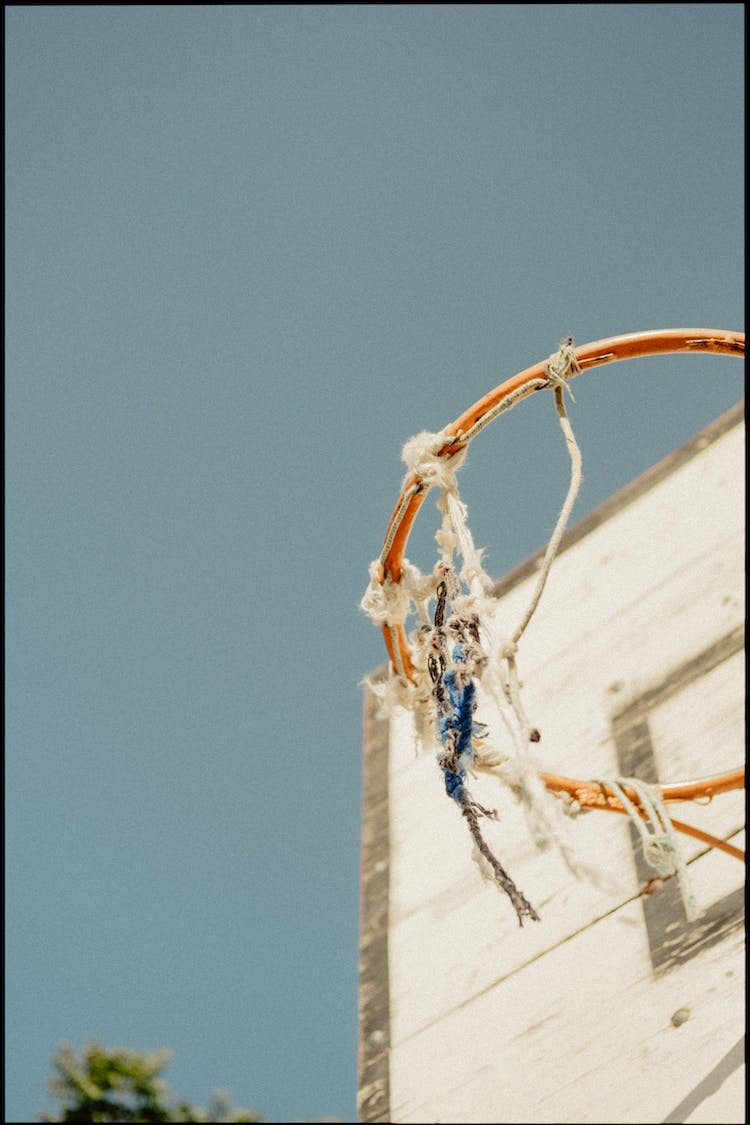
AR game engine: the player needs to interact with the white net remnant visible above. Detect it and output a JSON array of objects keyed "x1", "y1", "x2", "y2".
[
  {"x1": 360, "y1": 336, "x2": 702, "y2": 926},
  {"x1": 361, "y1": 340, "x2": 588, "y2": 924}
]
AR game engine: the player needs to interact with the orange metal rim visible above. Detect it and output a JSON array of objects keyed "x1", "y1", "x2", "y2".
[
  {"x1": 541, "y1": 770, "x2": 746, "y2": 862},
  {"x1": 378, "y1": 329, "x2": 744, "y2": 681},
  {"x1": 373, "y1": 328, "x2": 745, "y2": 834}
]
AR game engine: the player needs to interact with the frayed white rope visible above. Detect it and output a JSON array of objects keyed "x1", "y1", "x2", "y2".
[
  {"x1": 401, "y1": 563, "x2": 439, "y2": 625},
  {"x1": 475, "y1": 668, "x2": 591, "y2": 877},
  {"x1": 544, "y1": 336, "x2": 581, "y2": 400},
  {"x1": 361, "y1": 336, "x2": 617, "y2": 904},
  {"x1": 361, "y1": 560, "x2": 439, "y2": 632},
  {"x1": 401, "y1": 429, "x2": 468, "y2": 491},
  {"x1": 442, "y1": 491, "x2": 492, "y2": 596},
  {"x1": 361, "y1": 664, "x2": 436, "y2": 748},
  {"x1": 605, "y1": 777, "x2": 698, "y2": 920},
  {"x1": 512, "y1": 356, "x2": 583, "y2": 645},
  {"x1": 360, "y1": 560, "x2": 412, "y2": 627},
  {"x1": 402, "y1": 429, "x2": 491, "y2": 597}
]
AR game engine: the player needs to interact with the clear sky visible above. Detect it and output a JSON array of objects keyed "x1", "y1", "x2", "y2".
[{"x1": 5, "y1": 5, "x2": 744, "y2": 1123}]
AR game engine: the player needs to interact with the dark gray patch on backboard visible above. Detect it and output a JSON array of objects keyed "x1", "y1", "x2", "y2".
[
  {"x1": 358, "y1": 682, "x2": 391, "y2": 1123},
  {"x1": 612, "y1": 625, "x2": 744, "y2": 976}
]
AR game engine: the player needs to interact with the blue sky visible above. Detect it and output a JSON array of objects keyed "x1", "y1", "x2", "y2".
[{"x1": 5, "y1": 5, "x2": 743, "y2": 1123}]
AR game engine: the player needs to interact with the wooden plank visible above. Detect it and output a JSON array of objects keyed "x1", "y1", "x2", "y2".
[
  {"x1": 389, "y1": 898, "x2": 744, "y2": 1124},
  {"x1": 376, "y1": 410, "x2": 745, "y2": 1122},
  {"x1": 358, "y1": 681, "x2": 392, "y2": 1124}
]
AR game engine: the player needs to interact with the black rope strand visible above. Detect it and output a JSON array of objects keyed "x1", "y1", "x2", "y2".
[
  {"x1": 458, "y1": 794, "x2": 541, "y2": 925},
  {"x1": 429, "y1": 571, "x2": 541, "y2": 927}
]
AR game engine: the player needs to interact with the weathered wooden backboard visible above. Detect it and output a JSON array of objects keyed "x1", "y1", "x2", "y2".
[{"x1": 359, "y1": 402, "x2": 745, "y2": 1125}]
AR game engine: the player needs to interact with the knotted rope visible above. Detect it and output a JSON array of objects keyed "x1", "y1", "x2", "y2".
[{"x1": 604, "y1": 777, "x2": 698, "y2": 920}]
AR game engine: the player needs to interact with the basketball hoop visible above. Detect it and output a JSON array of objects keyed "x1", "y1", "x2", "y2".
[{"x1": 361, "y1": 329, "x2": 745, "y2": 923}]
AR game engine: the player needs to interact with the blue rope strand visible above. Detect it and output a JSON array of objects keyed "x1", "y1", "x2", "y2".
[
  {"x1": 438, "y1": 646, "x2": 476, "y2": 800},
  {"x1": 435, "y1": 638, "x2": 540, "y2": 926}
]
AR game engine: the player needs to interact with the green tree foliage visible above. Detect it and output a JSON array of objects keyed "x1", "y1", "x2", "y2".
[{"x1": 40, "y1": 1041, "x2": 264, "y2": 1123}]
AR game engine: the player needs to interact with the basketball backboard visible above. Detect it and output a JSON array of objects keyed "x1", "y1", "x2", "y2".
[{"x1": 359, "y1": 402, "x2": 744, "y2": 1125}]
